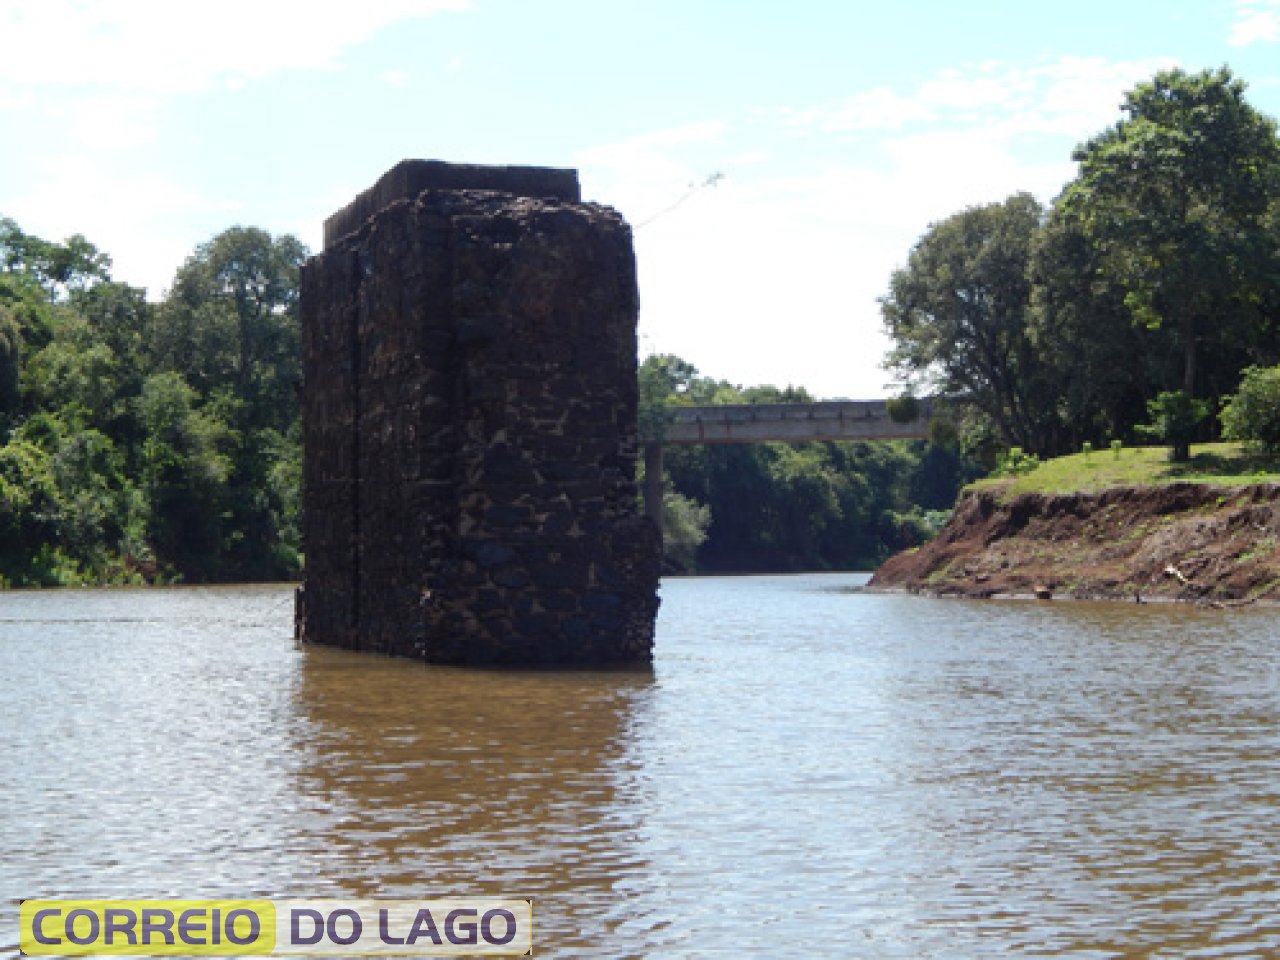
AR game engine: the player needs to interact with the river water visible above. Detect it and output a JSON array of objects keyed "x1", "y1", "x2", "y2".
[{"x1": 2, "y1": 575, "x2": 1280, "y2": 957}]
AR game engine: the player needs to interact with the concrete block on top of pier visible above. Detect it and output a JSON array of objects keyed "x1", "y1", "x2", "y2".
[
  {"x1": 658, "y1": 398, "x2": 936, "y2": 445},
  {"x1": 323, "y1": 159, "x2": 582, "y2": 249}
]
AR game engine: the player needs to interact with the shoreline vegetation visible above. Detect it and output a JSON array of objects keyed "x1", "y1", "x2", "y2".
[
  {"x1": 866, "y1": 65, "x2": 1280, "y2": 607},
  {"x1": 870, "y1": 443, "x2": 1280, "y2": 605},
  {"x1": 5, "y1": 66, "x2": 1278, "y2": 587}
]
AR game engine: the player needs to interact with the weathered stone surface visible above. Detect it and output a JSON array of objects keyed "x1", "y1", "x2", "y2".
[
  {"x1": 323, "y1": 159, "x2": 581, "y2": 249},
  {"x1": 299, "y1": 161, "x2": 660, "y2": 665}
]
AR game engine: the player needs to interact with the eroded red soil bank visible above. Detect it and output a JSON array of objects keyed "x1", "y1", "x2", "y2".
[{"x1": 870, "y1": 482, "x2": 1280, "y2": 603}]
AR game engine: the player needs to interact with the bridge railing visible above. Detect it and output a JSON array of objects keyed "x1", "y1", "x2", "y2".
[
  {"x1": 639, "y1": 397, "x2": 945, "y2": 535},
  {"x1": 644, "y1": 398, "x2": 936, "y2": 446}
]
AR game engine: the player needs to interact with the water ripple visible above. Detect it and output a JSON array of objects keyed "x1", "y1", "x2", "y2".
[{"x1": 3, "y1": 578, "x2": 1280, "y2": 956}]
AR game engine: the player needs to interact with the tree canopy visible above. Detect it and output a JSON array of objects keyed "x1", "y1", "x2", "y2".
[
  {"x1": 882, "y1": 65, "x2": 1280, "y2": 462},
  {"x1": 0, "y1": 220, "x2": 306, "y2": 585},
  {"x1": 1061, "y1": 66, "x2": 1280, "y2": 399},
  {"x1": 881, "y1": 192, "x2": 1056, "y2": 452}
]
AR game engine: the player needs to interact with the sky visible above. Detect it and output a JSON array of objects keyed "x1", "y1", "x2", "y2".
[{"x1": 2, "y1": 0, "x2": 1279, "y2": 399}]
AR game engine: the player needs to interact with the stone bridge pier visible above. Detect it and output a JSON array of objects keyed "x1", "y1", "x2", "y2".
[{"x1": 298, "y1": 160, "x2": 660, "y2": 666}]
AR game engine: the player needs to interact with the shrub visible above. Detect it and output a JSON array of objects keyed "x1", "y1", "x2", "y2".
[
  {"x1": 1221, "y1": 365, "x2": 1280, "y2": 456},
  {"x1": 886, "y1": 393, "x2": 921, "y2": 424},
  {"x1": 993, "y1": 446, "x2": 1040, "y2": 477},
  {"x1": 927, "y1": 416, "x2": 959, "y2": 448},
  {"x1": 662, "y1": 488, "x2": 711, "y2": 572}
]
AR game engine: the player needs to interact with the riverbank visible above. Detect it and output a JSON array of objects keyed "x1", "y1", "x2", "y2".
[{"x1": 870, "y1": 446, "x2": 1280, "y2": 603}]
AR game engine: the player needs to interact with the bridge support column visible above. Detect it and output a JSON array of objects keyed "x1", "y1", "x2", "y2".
[
  {"x1": 299, "y1": 160, "x2": 661, "y2": 665},
  {"x1": 643, "y1": 442, "x2": 664, "y2": 542}
]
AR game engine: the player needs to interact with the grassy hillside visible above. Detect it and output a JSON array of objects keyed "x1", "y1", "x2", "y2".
[{"x1": 970, "y1": 442, "x2": 1280, "y2": 498}]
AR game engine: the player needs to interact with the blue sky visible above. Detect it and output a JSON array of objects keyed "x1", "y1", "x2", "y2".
[{"x1": 2, "y1": 0, "x2": 1279, "y2": 398}]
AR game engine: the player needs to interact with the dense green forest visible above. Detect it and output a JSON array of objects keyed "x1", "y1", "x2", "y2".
[
  {"x1": 2, "y1": 65, "x2": 1277, "y2": 582},
  {"x1": 0, "y1": 220, "x2": 305, "y2": 585}
]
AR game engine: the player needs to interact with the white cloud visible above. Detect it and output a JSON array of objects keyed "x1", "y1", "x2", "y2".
[
  {"x1": 0, "y1": 90, "x2": 33, "y2": 110},
  {"x1": 63, "y1": 95, "x2": 163, "y2": 150},
  {"x1": 379, "y1": 69, "x2": 412, "y2": 88},
  {"x1": 918, "y1": 62, "x2": 1029, "y2": 112},
  {"x1": 0, "y1": 0, "x2": 469, "y2": 92},
  {"x1": 1230, "y1": 0, "x2": 1280, "y2": 45},
  {"x1": 784, "y1": 87, "x2": 936, "y2": 132},
  {"x1": 0, "y1": 0, "x2": 470, "y2": 296},
  {"x1": 8, "y1": 156, "x2": 239, "y2": 296},
  {"x1": 792, "y1": 56, "x2": 1177, "y2": 142},
  {"x1": 576, "y1": 121, "x2": 728, "y2": 226},
  {"x1": 578, "y1": 56, "x2": 1178, "y2": 398}
]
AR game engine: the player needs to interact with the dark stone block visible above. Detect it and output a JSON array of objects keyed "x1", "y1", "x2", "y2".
[
  {"x1": 324, "y1": 159, "x2": 581, "y2": 248},
  {"x1": 480, "y1": 448, "x2": 538, "y2": 485},
  {"x1": 563, "y1": 617, "x2": 592, "y2": 640},
  {"x1": 300, "y1": 160, "x2": 659, "y2": 665},
  {"x1": 485, "y1": 503, "x2": 534, "y2": 528},
  {"x1": 582, "y1": 592, "x2": 623, "y2": 613},
  {"x1": 465, "y1": 540, "x2": 516, "y2": 567},
  {"x1": 540, "y1": 461, "x2": 597, "y2": 482},
  {"x1": 532, "y1": 562, "x2": 589, "y2": 591},
  {"x1": 542, "y1": 590, "x2": 579, "y2": 612},
  {"x1": 492, "y1": 566, "x2": 530, "y2": 589},
  {"x1": 456, "y1": 315, "x2": 503, "y2": 344}
]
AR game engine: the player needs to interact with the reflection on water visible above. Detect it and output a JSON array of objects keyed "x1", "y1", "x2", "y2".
[
  {"x1": 3, "y1": 577, "x2": 1280, "y2": 956},
  {"x1": 293, "y1": 648, "x2": 654, "y2": 952}
]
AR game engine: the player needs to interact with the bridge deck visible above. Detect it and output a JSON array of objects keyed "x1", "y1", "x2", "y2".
[{"x1": 654, "y1": 399, "x2": 932, "y2": 445}]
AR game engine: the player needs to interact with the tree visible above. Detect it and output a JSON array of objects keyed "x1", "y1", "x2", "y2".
[
  {"x1": 1221, "y1": 364, "x2": 1280, "y2": 455},
  {"x1": 0, "y1": 438, "x2": 61, "y2": 582},
  {"x1": 1027, "y1": 208, "x2": 1168, "y2": 445},
  {"x1": 881, "y1": 193, "x2": 1058, "y2": 453},
  {"x1": 1060, "y1": 67, "x2": 1280, "y2": 401},
  {"x1": 152, "y1": 227, "x2": 309, "y2": 578},
  {"x1": 23, "y1": 315, "x2": 121, "y2": 430},
  {"x1": 0, "y1": 216, "x2": 310, "y2": 582},
  {"x1": 137, "y1": 371, "x2": 235, "y2": 579},
  {"x1": 13, "y1": 413, "x2": 140, "y2": 573},
  {"x1": 638, "y1": 353, "x2": 699, "y2": 441},
  {"x1": 659, "y1": 488, "x2": 710, "y2": 571},
  {"x1": 0, "y1": 309, "x2": 20, "y2": 422},
  {"x1": 0, "y1": 218, "x2": 112, "y2": 300},
  {"x1": 153, "y1": 226, "x2": 307, "y2": 429}
]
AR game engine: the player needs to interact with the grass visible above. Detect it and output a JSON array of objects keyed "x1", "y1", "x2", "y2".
[{"x1": 969, "y1": 442, "x2": 1280, "y2": 497}]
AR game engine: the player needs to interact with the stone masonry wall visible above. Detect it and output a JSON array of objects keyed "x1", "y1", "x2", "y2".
[{"x1": 299, "y1": 163, "x2": 660, "y2": 665}]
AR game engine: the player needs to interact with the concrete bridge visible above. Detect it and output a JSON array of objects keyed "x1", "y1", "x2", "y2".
[{"x1": 641, "y1": 398, "x2": 937, "y2": 536}]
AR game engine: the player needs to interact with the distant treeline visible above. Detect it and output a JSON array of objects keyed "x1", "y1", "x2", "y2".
[{"x1": 639, "y1": 355, "x2": 981, "y2": 573}]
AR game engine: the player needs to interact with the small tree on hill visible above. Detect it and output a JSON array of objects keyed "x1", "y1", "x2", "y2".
[
  {"x1": 1221, "y1": 365, "x2": 1280, "y2": 456},
  {"x1": 1137, "y1": 390, "x2": 1210, "y2": 462}
]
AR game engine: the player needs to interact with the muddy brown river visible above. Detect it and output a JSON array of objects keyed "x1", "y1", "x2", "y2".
[{"x1": 3, "y1": 576, "x2": 1279, "y2": 956}]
